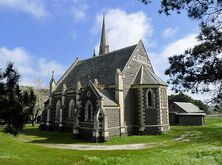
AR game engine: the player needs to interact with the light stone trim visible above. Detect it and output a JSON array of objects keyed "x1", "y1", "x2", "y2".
[
  {"x1": 115, "y1": 69, "x2": 125, "y2": 134},
  {"x1": 139, "y1": 86, "x2": 145, "y2": 131},
  {"x1": 145, "y1": 88, "x2": 155, "y2": 109},
  {"x1": 103, "y1": 107, "x2": 120, "y2": 109},
  {"x1": 131, "y1": 84, "x2": 167, "y2": 88},
  {"x1": 55, "y1": 58, "x2": 79, "y2": 91},
  {"x1": 144, "y1": 124, "x2": 169, "y2": 127},
  {"x1": 59, "y1": 108, "x2": 63, "y2": 124},
  {"x1": 158, "y1": 87, "x2": 162, "y2": 125},
  {"x1": 47, "y1": 108, "x2": 50, "y2": 123}
]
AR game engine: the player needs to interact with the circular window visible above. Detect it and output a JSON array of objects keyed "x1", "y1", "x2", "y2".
[{"x1": 87, "y1": 91, "x2": 91, "y2": 97}]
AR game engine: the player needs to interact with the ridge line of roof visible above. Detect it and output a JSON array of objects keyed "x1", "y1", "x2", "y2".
[
  {"x1": 140, "y1": 65, "x2": 144, "y2": 84},
  {"x1": 131, "y1": 64, "x2": 142, "y2": 85},
  {"x1": 143, "y1": 65, "x2": 167, "y2": 85},
  {"x1": 79, "y1": 44, "x2": 137, "y2": 63},
  {"x1": 55, "y1": 59, "x2": 79, "y2": 90},
  {"x1": 88, "y1": 81, "x2": 102, "y2": 99},
  {"x1": 122, "y1": 40, "x2": 141, "y2": 74}
]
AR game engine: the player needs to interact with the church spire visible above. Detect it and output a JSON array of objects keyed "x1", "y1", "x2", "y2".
[{"x1": 99, "y1": 14, "x2": 109, "y2": 55}]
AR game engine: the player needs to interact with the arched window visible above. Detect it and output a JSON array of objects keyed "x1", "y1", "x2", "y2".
[
  {"x1": 85, "y1": 100, "x2": 93, "y2": 121},
  {"x1": 146, "y1": 89, "x2": 155, "y2": 108},
  {"x1": 56, "y1": 100, "x2": 61, "y2": 118},
  {"x1": 68, "y1": 99, "x2": 75, "y2": 119}
]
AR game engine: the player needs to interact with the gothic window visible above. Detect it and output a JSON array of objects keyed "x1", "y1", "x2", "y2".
[
  {"x1": 68, "y1": 99, "x2": 75, "y2": 119},
  {"x1": 56, "y1": 100, "x2": 61, "y2": 118},
  {"x1": 146, "y1": 89, "x2": 155, "y2": 108},
  {"x1": 85, "y1": 100, "x2": 93, "y2": 121}
]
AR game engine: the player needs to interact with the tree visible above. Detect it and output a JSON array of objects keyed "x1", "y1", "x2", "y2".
[
  {"x1": 33, "y1": 79, "x2": 48, "y2": 125},
  {"x1": 139, "y1": 0, "x2": 222, "y2": 105},
  {"x1": 0, "y1": 63, "x2": 34, "y2": 135},
  {"x1": 19, "y1": 80, "x2": 48, "y2": 126},
  {"x1": 165, "y1": 24, "x2": 222, "y2": 104},
  {"x1": 23, "y1": 88, "x2": 36, "y2": 126},
  {"x1": 140, "y1": 0, "x2": 222, "y2": 27}
]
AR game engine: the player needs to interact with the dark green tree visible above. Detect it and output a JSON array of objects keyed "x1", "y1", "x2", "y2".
[
  {"x1": 0, "y1": 63, "x2": 31, "y2": 135},
  {"x1": 165, "y1": 25, "x2": 222, "y2": 104}
]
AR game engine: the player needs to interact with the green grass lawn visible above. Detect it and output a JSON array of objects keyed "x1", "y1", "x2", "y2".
[{"x1": 0, "y1": 115, "x2": 222, "y2": 165}]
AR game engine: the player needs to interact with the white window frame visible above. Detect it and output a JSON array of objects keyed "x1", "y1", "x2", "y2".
[
  {"x1": 56, "y1": 100, "x2": 61, "y2": 118},
  {"x1": 68, "y1": 99, "x2": 75, "y2": 119},
  {"x1": 85, "y1": 100, "x2": 93, "y2": 121}
]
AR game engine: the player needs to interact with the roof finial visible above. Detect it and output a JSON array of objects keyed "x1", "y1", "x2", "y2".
[
  {"x1": 51, "y1": 71, "x2": 54, "y2": 79},
  {"x1": 93, "y1": 49, "x2": 96, "y2": 57},
  {"x1": 99, "y1": 14, "x2": 109, "y2": 55}
]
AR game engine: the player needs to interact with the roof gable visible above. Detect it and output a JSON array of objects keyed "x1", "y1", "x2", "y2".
[
  {"x1": 122, "y1": 40, "x2": 154, "y2": 74},
  {"x1": 133, "y1": 65, "x2": 167, "y2": 85}
]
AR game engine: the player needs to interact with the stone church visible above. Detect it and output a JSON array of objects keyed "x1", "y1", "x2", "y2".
[{"x1": 40, "y1": 16, "x2": 170, "y2": 142}]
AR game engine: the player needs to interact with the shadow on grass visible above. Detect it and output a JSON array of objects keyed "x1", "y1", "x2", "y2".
[
  {"x1": 19, "y1": 125, "x2": 90, "y2": 144},
  {"x1": 17, "y1": 116, "x2": 222, "y2": 145}
]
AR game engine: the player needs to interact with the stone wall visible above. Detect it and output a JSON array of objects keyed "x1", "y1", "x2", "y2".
[
  {"x1": 143, "y1": 88, "x2": 159, "y2": 126},
  {"x1": 123, "y1": 52, "x2": 142, "y2": 133},
  {"x1": 104, "y1": 108, "x2": 120, "y2": 137},
  {"x1": 122, "y1": 43, "x2": 155, "y2": 134}
]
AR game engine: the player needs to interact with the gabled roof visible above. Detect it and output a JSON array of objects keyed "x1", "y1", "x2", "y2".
[
  {"x1": 89, "y1": 81, "x2": 118, "y2": 106},
  {"x1": 133, "y1": 65, "x2": 167, "y2": 86},
  {"x1": 56, "y1": 44, "x2": 137, "y2": 91},
  {"x1": 97, "y1": 89, "x2": 118, "y2": 106},
  {"x1": 174, "y1": 102, "x2": 204, "y2": 113}
]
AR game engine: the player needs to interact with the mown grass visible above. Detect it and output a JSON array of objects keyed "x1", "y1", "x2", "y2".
[{"x1": 0, "y1": 115, "x2": 222, "y2": 165}]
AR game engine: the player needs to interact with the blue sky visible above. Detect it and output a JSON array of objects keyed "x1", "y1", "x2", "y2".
[{"x1": 0, "y1": 0, "x2": 206, "y2": 100}]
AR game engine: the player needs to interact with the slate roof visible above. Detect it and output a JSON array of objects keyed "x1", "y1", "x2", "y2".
[
  {"x1": 133, "y1": 65, "x2": 167, "y2": 85},
  {"x1": 56, "y1": 44, "x2": 137, "y2": 91},
  {"x1": 174, "y1": 102, "x2": 205, "y2": 113},
  {"x1": 89, "y1": 81, "x2": 118, "y2": 106},
  {"x1": 97, "y1": 89, "x2": 118, "y2": 106}
]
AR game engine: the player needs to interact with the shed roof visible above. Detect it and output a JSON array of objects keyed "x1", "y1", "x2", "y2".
[{"x1": 174, "y1": 102, "x2": 204, "y2": 113}]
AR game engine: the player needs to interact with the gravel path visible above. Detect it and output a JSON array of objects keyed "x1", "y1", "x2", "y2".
[{"x1": 42, "y1": 143, "x2": 152, "y2": 150}]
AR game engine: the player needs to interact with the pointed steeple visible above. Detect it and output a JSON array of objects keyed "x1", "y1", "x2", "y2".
[{"x1": 99, "y1": 14, "x2": 109, "y2": 55}]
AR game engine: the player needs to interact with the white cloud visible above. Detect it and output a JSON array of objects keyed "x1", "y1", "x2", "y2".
[
  {"x1": 0, "y1": 0, "x2": 48, "y2": 18},
  {"x1": 150, "y1": 33, "x2": 198, "y2": 76},
  {"x1": 162, "y1": 27, "x2": 179, "y2": 38},
  {"x1": 149, "y1": 33, "x2": 208, "y2": 100},
  {"x1": 93, "y1": 9, "x2": 153, "y2": 51},
  {"x1": 72, "y1": 1, "x2": 88, "y2": 21},
  {"x1": 161, "y1": 33, "x2": 198, "y2": 58},
  {"x1": 0, "y1": 47, "x2": 35, "y2": 76},
  {"x1": 38, "y1": 58, "x2": 67, "y2": 78},
  {"x1": 0, "y1": 47, "x2": 67, "y2": 86}
]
